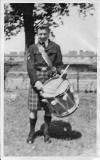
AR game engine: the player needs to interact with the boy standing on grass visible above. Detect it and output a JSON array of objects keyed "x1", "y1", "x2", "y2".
[{"x1": 27, "y1": 22, "x2": 63, "y2": 144}]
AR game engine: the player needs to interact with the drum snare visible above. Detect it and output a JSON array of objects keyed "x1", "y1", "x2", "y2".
[{"x1": 41, "y1": 76, "x2": 79, "y2": 117}]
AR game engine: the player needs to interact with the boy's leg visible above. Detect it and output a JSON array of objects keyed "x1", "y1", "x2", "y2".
[
  {"x1": 44, "y1": 106, "x2": 52, "y2": 143},
  {"x1": 27, "y1": 110, "x2": 37, "y2": 144}
]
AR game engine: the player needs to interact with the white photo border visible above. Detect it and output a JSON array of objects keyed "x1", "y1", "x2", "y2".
[{"x1": 1, "y1": 0, "x2": 100, "y2": 160}]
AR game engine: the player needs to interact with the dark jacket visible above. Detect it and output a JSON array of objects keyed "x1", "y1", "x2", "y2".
[{"x1": 27, "y1": 40, "x2": 63, "y2": 86}]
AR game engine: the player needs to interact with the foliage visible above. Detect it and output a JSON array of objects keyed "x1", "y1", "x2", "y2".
[{"x1": 4, "y1": 3, "x2": 95, "y2": 48}]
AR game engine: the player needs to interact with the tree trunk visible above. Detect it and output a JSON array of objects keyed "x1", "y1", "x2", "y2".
[{"x1": 23, "y1": 7, "x2": 35, "y2": 51}]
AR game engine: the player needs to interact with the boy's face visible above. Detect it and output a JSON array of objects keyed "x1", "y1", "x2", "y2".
[{"x1": 37, "y1": 28, "x2": 49, "y2": 43}]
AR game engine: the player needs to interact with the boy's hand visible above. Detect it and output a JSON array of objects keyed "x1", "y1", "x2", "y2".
[{"x1": 34, "y1": 81, "x2": 43, "y2": 90}]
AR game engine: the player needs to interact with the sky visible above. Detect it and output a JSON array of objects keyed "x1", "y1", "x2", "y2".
[{"x1": 4, "y1": 5, "x2": 97, "y2": 55}]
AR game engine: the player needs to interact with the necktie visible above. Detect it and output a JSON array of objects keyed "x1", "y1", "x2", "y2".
[{"x1": 42, "y1": 42, "x2": 46, "y2": 48}]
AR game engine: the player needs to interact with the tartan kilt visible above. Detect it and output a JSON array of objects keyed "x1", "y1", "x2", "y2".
[{"x1": 28, "y1": 70, "x2": 50, "y2": 111}]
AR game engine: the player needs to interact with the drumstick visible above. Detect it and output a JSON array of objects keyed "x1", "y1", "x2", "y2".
[
  {"x1": 59, "y1": 64, "x2": 70, "y2": 79},
  {"x1": 55, "y1": 65, "x2": 70, "y2": 90}
]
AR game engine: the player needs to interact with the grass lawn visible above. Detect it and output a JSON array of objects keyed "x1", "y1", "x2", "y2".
[{"x1": 4, "y1": 91, "x2": 97, "y2": 157}]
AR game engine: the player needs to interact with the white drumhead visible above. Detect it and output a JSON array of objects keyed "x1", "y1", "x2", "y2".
[
  {"x1": 42, "y1": 77, "x2": 69, "y2": 98},
  {"x1": 56, "y1": 80, "x2": 69, "y2": 95}
]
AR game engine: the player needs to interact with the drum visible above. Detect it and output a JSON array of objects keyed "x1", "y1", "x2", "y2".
[{"x1": 41, "y1": 75, "x2": 79, "y2": 118}]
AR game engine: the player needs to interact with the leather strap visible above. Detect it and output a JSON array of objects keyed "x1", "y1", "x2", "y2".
[{"x1": 37, "y1": 43, "x2": 53, "y2": 67}]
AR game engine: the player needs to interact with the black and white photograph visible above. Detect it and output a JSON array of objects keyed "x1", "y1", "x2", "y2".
[{"x1": 1, "y1": 1, "x2": 100, "y2": 159}]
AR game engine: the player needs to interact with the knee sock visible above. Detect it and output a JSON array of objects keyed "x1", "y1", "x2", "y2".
[{"x1": 29, "y1": 117, "x2": 37, "y2": 132}]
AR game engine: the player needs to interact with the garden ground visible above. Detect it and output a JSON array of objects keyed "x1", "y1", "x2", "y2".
[{"x1": 4, "y1": 91, "x2": 97, "y2": 157}]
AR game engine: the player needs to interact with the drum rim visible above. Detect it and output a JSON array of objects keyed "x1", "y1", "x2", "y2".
[{"x1": 53, "y1": 104, "x2": 79, "y2": 118}]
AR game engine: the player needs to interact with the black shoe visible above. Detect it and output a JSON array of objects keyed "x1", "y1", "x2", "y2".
[{"x1": 27, "y1": 130, "x2": 35, "y2": 144}]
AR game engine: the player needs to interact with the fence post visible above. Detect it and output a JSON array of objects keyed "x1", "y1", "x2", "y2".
[{"x1": 77, "y1": 70, "x2": 79, "y2": 93}]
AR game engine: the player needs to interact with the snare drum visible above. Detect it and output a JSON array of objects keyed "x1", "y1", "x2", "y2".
[{"x1": 41, "y1": 75, "x2": 79, "y2": 118}]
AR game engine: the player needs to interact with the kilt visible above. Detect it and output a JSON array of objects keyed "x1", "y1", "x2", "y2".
[{"x1": 28, "y1": 70, "x2": 50, "y2": 112}]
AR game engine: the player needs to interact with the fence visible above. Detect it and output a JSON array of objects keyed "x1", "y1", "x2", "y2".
[
  {"x1": 4, "y1": 54, "x2": 97, "y2": 92},
  {"x1": 4, "y1": 54, "x2": 97, "y2": 65},
  {"x1": 4, "y1": 71, "x2": 97, "y2": 93}
]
